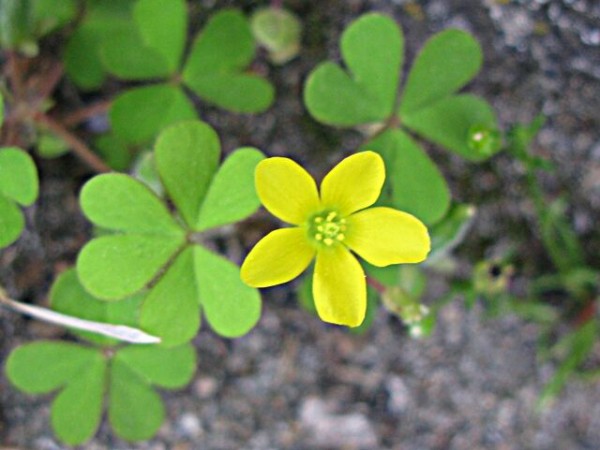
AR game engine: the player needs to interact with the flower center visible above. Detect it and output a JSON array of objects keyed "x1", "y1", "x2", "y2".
[{"x1": 307, "y1": 210, "x2": 346, "y2": 247}]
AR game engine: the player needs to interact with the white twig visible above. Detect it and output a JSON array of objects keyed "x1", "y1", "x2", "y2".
[{"x1": 0, "y1": 291, "x2": 161, "y2": 345}]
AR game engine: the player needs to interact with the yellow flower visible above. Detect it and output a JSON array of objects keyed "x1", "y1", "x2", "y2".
[{"x1": 240, "y1": 151, "x2": 430, "y2": 327}]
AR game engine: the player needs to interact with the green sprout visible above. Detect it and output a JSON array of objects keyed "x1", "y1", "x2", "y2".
[
  {"x1": 5, "y1": 269, "x2": 196, "y2": 445},
  {"x1": 76, "y1": 120, "x2": 264, "y2": 346},
  {"x1": 251, "y1": 6, "x2": 302, "y2": 64}
]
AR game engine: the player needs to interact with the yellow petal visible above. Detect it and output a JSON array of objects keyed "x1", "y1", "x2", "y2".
[
  {"x1": 313, "y1": 245, "x2": 366, "y2": 327},
  {"x1": 241, "y1": 227, "x2": 315, "y2": 287},
  {"x1": 345, "y1": 207, "x2": 430, "y2": 267},
  {"x1": 320, "y1": 151, "x2": 385, "y2": 216},
  {"x1": 255, "y1": 157, "x2": 321, "y2": 225}
]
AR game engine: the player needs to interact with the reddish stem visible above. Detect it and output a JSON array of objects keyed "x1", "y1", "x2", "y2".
[
  {"x1": 34, "y1": 113, "x2": 111, "y2": 173},
  {"x1": 366, "y1": 276, "x2": 386, "y2": 294},
  {"x1": 62, "y1": 100, "x2": 111, "y2": 127}
]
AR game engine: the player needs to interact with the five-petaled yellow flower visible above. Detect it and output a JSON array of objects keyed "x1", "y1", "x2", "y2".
[{"x1": 241, "y1": 151, "x2": 430, "y2": 327}]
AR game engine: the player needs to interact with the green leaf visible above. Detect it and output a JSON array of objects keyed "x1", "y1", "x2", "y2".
[
  {"x1": 0, "y1": 0, "x2": 32, "y2": 50},
  {"x1": 184, "y1": 9, "x2": 254, "y2": 77},
  {"x1": 402, "y1": 94, "x2": 498, "y2": 161},
  {"x1": 80, "y1": 173, "x2": 183, "y2": 235},
  {"x1": 0, "y1": 195, "x2": 24, "y2": 248},
  {"x1": 94, "y1": 133, "x2": 133, "y2": 171},
  {"x1": 194, "y1": 246, "x2": 261, "y2": 337},
  {"x1": 64, "y1": 1, "x2": 135, "y2": 90},
  {"x1": 196, "y1": 147, "x2": 264, "y2": 231},
  {"x1": 109, "y1": 84, "x2": 197, "y2": 145},
  {"x1": 0, "y1": 147, "x2": 39, "y2": 205},
  {"x1": 140, "y1": 248, "x2": 200, "y2": 347},
  {"x1": 101, "y1": 27, "x2": 170, "y2": 79},
  {"x1": 77, "y1": 233, "x2": 184, "y2": 300},
  {"x1": 36, "y1": 132, "x2": 70, "y2": 159},
  {"x1": 50, "y1": 268, "x2": 144, "y2": 345},
  {"x1": 133, "y1": 0, "x2": 186, "y2": 74},
  {"x1": 365, "y1": 129, "x2": 450, "y2": 225},
  {"x1": 185, "y1": 73, "x2": 274, "y2": 113},
  {"x1": 303, "y1": 13, "x2": 402, "y2": 126},
  {"x1": 0, "y1": 91, "x2": 3, "y2": 124},
  {"x1": 115, "y1": 343, "x2": 196, "y2": 389},
  {"x1": 31, "y1": 0, "x2": 76, "y2": 37},
  {"x1": 251, "y1": 7, "x2": 301, "y2": 64},
  {"x1": 182, "y1": 9, "x2": 274, "y2": 113},
  {"x1": 6, "y1": 341, "x2": 101, "y2": 394},
  {"x1": 154, "y1": 120, "x2": 220, "y2": 227},
  {"x1": 109, "y1": 360, "x2": 165, "y2": 442},
  {"x1": 400, "y1": 29, "x2": 482, "y2": 115},
  {"x1": 51, "y1": 352, "x2": 106, "y2": 446}
]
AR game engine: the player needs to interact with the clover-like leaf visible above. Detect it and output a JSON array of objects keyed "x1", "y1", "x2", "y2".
[
  {"x1": 115, "y1": 343, "x2": 196, "y2": 388},
  {"x1": 50, "y1": 353, "x2": 106, "y2": 445},
  {"x1": 304, "y1": 13, "x2": 403, "y2": 126},
  {"x1": 140, "y1": 248, "x2": 200, "y2": 347},
  {"x1": 0, "y1": 196, "x2": 24, "y2": 248},
  {"x1": 109, "y1": 84, "x2": 197, "y2": 145},
  {"x1": 155, "y1": 120, "x2": 220, "y2": 227},
  {"x1": 402, "y1": 94, "x2": 498, "y2": 161},
  {"x1": 109, "y1": 357, "x2": 165, "y2": 441},
  {"x1": 133, "y1": 0, "x2": 186, "y2": 74},
  {"x1": 196, "y1": 147, "x2": 264, "y2": 231},
  {"x1": 77, "y1": 233, "x2": 185, "y2": 300},
  {"x1": 6, "y1": 341, "x2": 102, "y2": 394},
  {"x1": 194, "y1": 246, "x2": 261, "y2": 337},
  {"x1": 50, "y1": 268, "x2": 144, "y2": 345},
  {"x1": 365, "y1": 129, "x2": 450, "y2": 225},
  {"x1": 0, "y1": 147, "x2": 39, "y2": 206},
  {"x1": 0, "y1": 147, "x2": 38, "y2": 247},
  {"x1": 100, "y1": 0, "x2": 186, "y2": 80},
  {"x1": 80, "y1": 173, "x2": 182, "y2": 235},
  {"x1": 6, "y1": 338, "x2": 195, "y2": 445},
  {"x1": 399, "y1": 29, "x2": 482, "y2": 115},
  {"x1": 109, "y1": 343, "x2": 196, "y2": 441},
  {"x1": 182, "y1": 9, "x2": 274, "y2": 113},
  {"x1": 31, "y1": 0, "x2": 77, "y2": 37},
  {"x1": 64, "y1": 0, "x2": 135, "y2": 89}
]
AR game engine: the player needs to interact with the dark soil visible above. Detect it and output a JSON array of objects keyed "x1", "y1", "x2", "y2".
[{"x1": 1, "y1": 0, "x2": 599, "y2": 449}]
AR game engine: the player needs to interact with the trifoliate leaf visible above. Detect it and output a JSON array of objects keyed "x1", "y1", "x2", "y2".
[
  {"x1": 0, "y1": 147, "x2": 39, "y2": 205},
  {"x1": 402, "y1": 94, "x2": 498, "y2": 161},
  {"x1": 140, "y1": 248, "x2": 200, "y2": 347},
  {"x1": 365, "y1": 129, "x2": 450, "y2": 225},
  {"x1": 77, "y1": 233, "x2": 184, "y2": 300},
  {"x1": 6, "y1": 341, "x2": 101, "y2": 394},
  {"x1": 109, "y1": 84, "x2": 197, "y2": 145},
  {"x1": 194, "y1": 246, "x2": 261, "y2": 337},
  {"x1": 50, "y1": 352, "x2": 106, "y2": 445},
  {"x1": 80, "y1": 173, "x2": 183, "y2": 235},
  {"x1": 196, "y1": 147, "x2": 264, "y2": 231},
  {"x1": 109, "y1": 360, "x2": 165, "y2": 442},
  {"x1": 400, "y1": 29, "x2": 482, "y2": 115},
  {"x1": 115, "y1": 343, "x2": 196, "y2": 389},
  {"x1": 304, "y1": 14, "x2": 403, "y2": 126},
  {"x1": 154, "y1": 121, "x2": 220, "y2": 227}
]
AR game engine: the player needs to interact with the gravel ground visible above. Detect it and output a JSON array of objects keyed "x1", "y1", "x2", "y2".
[{"x1": 1, "y1": 0, "x2": 599, "y2": 449}]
